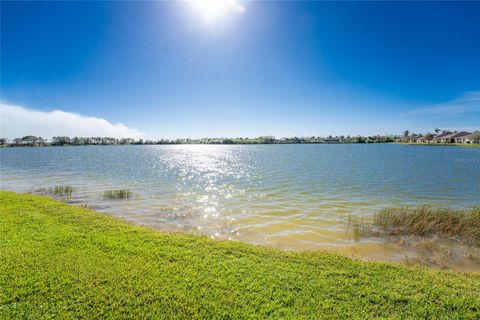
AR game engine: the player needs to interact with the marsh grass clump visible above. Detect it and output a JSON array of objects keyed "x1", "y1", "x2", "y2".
[
  {"x1": 347, "y1": 215, "x2": 370, "y2": 241},
  {"x1": 374, "y1": 206, "x2": 480, "y2": 246},
  {"x1": 103, "y1": 189, "x2": 132, "y2": 200},
  {"x1": 50, "y1": 185, "x2": 74, "y2": 197}
]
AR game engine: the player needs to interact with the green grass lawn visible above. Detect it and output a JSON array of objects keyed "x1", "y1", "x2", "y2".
[{"x1": 1, "y1": 191, "x2": 480, "y2": 319}]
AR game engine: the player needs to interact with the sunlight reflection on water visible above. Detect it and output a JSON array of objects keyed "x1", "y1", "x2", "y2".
[{"x1": 1, "y1": 144, "x2": 480, "y2": 270}]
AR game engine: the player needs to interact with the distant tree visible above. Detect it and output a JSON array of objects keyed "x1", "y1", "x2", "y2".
[
  {"x1": 403, "y1": 130, "x2": 409, "y2": 137},
  {"x1": 52, "y1": 136, "x2": 70, "y2": 146},
  {"x1": 37, "y1": 137, "x2": 45, "y2": 146},
  {"x1": 472, "y1": 131, "x2": 480, "y2": 143},
  {"x1": 425, "y1": 133, "x2": 434, "y2": 140},
  {"x1": 0, "y1": 138, "x2": 8, "y2": 145},
  {"x1": 18, "y1": 135, "x2": 45, "y2": 146},
  {"x1": 258, "y1": 136, "x2": 275, "y2": 144}
]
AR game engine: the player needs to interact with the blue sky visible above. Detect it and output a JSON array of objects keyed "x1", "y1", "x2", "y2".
[{"x1": 1, "y1": 1, "x2": 479, "y2": 139}]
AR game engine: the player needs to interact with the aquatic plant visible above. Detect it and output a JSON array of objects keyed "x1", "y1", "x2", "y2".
[
  {"x1": 347, "y1": 215, "x2": 369, "y2": 241},
  {"x1": 374, "y1": 206, "x2": 480, "y2": 246},
  {"x1": 50, "y1": 185, "x2": 74, "y2": 197},
  {"x1": 103, "y1": 189, "x2": 133, "y2": 199}
]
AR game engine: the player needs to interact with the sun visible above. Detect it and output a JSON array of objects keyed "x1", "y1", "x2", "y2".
[{"x1": 191, "y1": 0, "x2": 245, "y2": 23}]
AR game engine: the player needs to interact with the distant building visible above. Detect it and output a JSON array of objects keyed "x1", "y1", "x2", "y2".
[
  {"x1": 414, "y1": 136, "x2": 433, "y2": 143},
  {"x1": 453, "y1": 132, "x2": 477, "y2": 144},
  {"x1": 434, "y1": 132, "x2": 473, "y2": 144},
  {"x1": 433, "y1": 132, "x2": 452, "y2": 143}
]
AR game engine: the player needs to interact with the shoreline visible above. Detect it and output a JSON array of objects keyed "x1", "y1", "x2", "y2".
[
  {"x1": 2, "y1": 142, "x2": 479, "y2": 148},
  {"x1": 4, "y1": 187, "x2": 480, "y2": 271},
  {"x1": 1, "y1": 191, "x2": 479, "y2": 318}
]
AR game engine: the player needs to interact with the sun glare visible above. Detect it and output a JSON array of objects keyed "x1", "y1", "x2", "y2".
[{"x1": 191, "y1": 0, "x2": 245, "y2": 23}]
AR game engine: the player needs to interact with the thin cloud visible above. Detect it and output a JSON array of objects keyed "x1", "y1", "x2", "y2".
[
  {"x1": 408, "y1": 91, "x2": 480, "y2": 116},
  {"x1": 0, "y1": 103, "x2": 145, "y2": 139}
]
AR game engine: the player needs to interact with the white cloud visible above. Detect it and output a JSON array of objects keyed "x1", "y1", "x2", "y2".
[
  {"x1": 0, "y1": 103, "x2": 145, "y2": 139},
  {"x1": 408, "y1": 91, "x2": 480, "y2": 116}
]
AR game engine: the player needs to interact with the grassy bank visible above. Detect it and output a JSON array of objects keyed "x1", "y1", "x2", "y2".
[{"x1": 1, "y1": 191, "x2": 480, "y2": 318}]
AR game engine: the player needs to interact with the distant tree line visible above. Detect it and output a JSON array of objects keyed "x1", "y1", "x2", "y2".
[
  {"x1": 0, "y1": 134, "x2": 401, "y2": 147},
  {"x1": 2, "y1": 128, "x2": 478, "y2": 147}
]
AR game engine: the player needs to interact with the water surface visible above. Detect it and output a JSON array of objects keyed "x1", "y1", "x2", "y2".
[{"x1": 1, "y1": 144, "x2": 479, "y2": 269}]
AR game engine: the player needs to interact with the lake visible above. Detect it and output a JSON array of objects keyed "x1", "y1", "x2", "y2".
[{"x1": 1, "y1": 144, "x2": 479, "y2": 269}]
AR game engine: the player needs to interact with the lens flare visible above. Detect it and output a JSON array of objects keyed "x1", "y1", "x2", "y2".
[{"x1": 191, "y1": 0, "x2": 245, "y2": 23}]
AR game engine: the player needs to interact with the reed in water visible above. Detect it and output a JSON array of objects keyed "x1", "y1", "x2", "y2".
[
  {"x1": 374, "y1": 206, "x2": 480, "y2": 246},
  {"x1": 103, "y1": 189, "x2": 133, "y2": 199},
  {"x1": 51, "y1": 185, "x2": 74, "y2": 197}
]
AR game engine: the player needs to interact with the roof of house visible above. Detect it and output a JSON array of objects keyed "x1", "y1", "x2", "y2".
[
  {"x1": 434, "y1": 132, "x2": 452, "y2": 138},
  {"x1": 454, "y1": 133, "x2": 475, "y2": 139},
  {"x1": 435, "y1": 132, "x2": 471, "y2": 139},
  {"x1": 451, "y1": 132, "x2": 472, "y2": 138}
]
